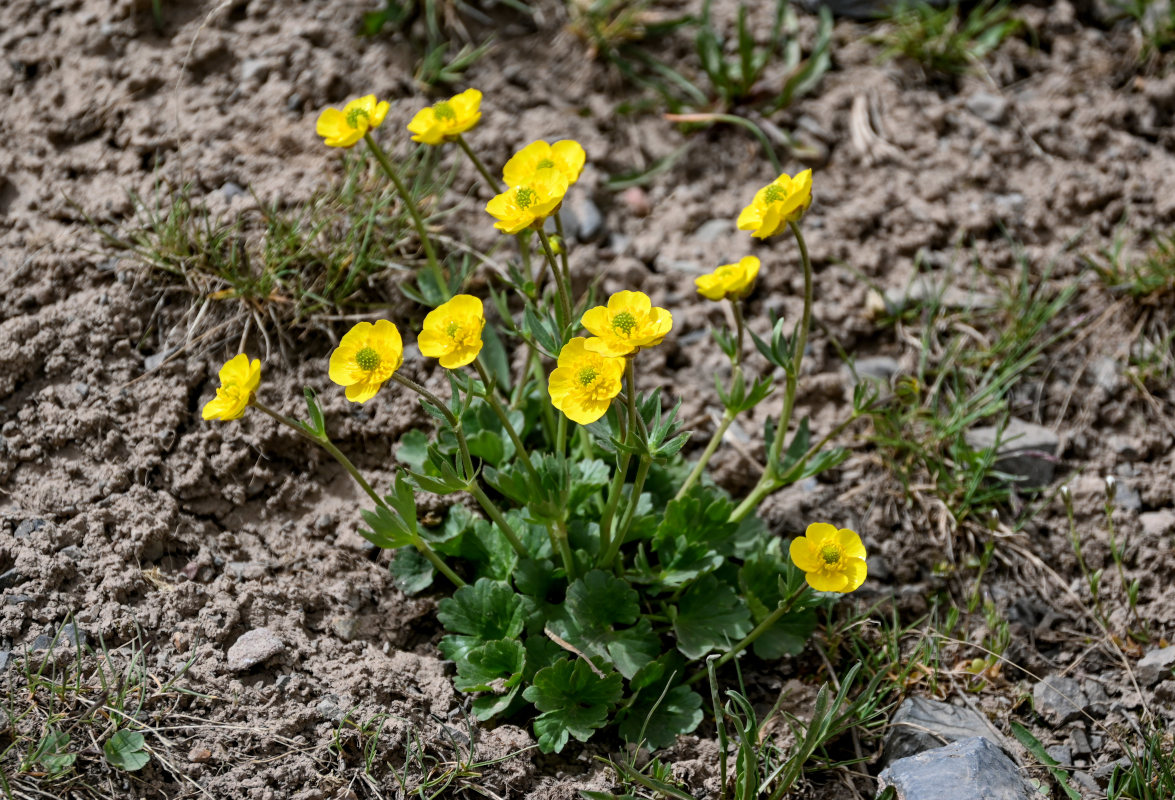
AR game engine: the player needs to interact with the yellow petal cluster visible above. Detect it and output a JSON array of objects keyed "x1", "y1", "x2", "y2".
[
  {"x1": 581, "y1": 291, "x2": 672, "y2": 357},
  {"x1": 485, "y1": 172, "x2": 569, "y2": 234},
  {"x1": 737, "y1": 169, "x2": 813, "y2": 239},
  {"x1": 328, "y1": 320, "x2": 404, "y2": 403},
  {"x1": 316, "y1": 95, "x2": 390, "y2": 148},
  {"x1": 202, "y1": 354, "x2": 261, "y2": 421},
  {"x1": 695, "y1": 256, "x2": 761, "y2": 301},
  {"x1": 789, "y1": 523, "x2": 867, "y2": 593},
  {"x1": 548, "y1": 338, "x2": 625, "y2": 425},
  {"x1": 407, "y1": 89, "x2": 483, "y2": 146},
  {"x1": 502, "y1": 140, "x2": 586, "y2": 187},
  {"x1": 418, "y1": 294, "x2": 485, "y2": 369}
]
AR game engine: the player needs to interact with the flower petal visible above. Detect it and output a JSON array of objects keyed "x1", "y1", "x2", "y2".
[
  {"x1": 789, "y1": 537, "x2": 820, "y2": 573},
  {"x1": 806, "y1": 570, "x2": 849, "y2": 593},
  {"x1": 841, "y1": 558, "x2": 867, "y2": 592},
  {"x1": 804, "y1": 522, "x2": 839, "y2": 547},
  {"x1": 838, "y1": 529, "x2": 866, "y2": 560}
]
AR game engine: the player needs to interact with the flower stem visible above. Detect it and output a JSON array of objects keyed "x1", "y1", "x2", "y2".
[
  {"x1": 391, "y1": 373, "x2": 474, "y2": 479},
  {"x1": 473, "y1": 359, "x2": 537, "y2": 480},
  {"x1": 548, "y1": 519, "x2": 577, "y2": 579},
  {"x1": 553, "y1": 213, "x2": 574, "y2": 299},
  {"x1": 516, "y1": 232, "x2": 536, "y2": 292},
  {"x1": 601, "y1": 456, "x2": 650, "y2": 570},
  {"x1": 731, "y1": 299, "x2": 746, "y2": 368},
  {"x1": 675, "y1": 409, "x2": 736, "y2": 500},
  {"x1": 253, "y1": 401, "x2": 465, "y2": 587},
  {"x1": 456, "y1": 134, "x2": 501, "y2": 194},
  {"x1": 596, "y1": 451, "x2": 630, "y2": 561},
  {"x1": 469, "y1": 483, "x2": 529, "y2": 559},
  {"x1": 363, "y1": 133, "x2": 446, "y2": 297},
  {"x1": 536, "y1": 228, "x2": 573, "y2": 335},
  {"x1": 686, "y1": 583, "x2": 808, "y2": 685}
]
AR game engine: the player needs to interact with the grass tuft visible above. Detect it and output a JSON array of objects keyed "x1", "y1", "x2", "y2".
[{"x1": 876, "y1": 0, "x2": 1022, "y2": 78}]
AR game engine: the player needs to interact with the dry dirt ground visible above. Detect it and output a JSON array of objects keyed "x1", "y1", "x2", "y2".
[{"x1": 2, "y1": 0, "x2": 1174, "y2": 797}]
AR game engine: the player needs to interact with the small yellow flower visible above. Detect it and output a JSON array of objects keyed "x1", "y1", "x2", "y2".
[
  {"x1": 407, "y1": 88, "x2": 482, "y2": 145},
  {"x1": 737, "y1": 169, "x2": 813, "y2": 239},
  {"x1": 418, "y1": 294, "x2": 485, "y2": 369},
  {"x1": 548, "y1": 338, "x2": 625, "y2": 425},
  {"x1": 580, "y1": 290, "x2": 673, "y2": 357},
  {"x1": 316, "y1": 94, "x2": 391, "y2": 148},
  {"x1": 789, "y1": 523, "x2": 867, "y2": 593},
  {"x1": 202, "y1": 354, "x2": 261, "y2": 421},
  {"x1": 485, "y1": 171, "x2": 569, "y2": 234},
  {"x1": 695, "y1": 256, "x2": 761, "y2": 301},
  {"x1": 328, "y1": 320, "x2": 403, "y2": 403},
  {"x1": 502, "y1": 139, "x2": 586, "y2": 187}
]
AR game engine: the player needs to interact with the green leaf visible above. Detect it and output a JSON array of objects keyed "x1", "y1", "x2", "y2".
[
  {"x1": 452, "y1": 639, "x2": 526, "y2": 694},
  {"x1": 104, "y1": 729, "x2": 150, "y2": 772},
  {"x1": 436, "y1": 578, "x2": 526, "y2": 641},
  {"x1": 751, "y1": 610, "x2": 816, "y2": 659},
  {"x1": 514, "y1": 558, "x2": 556, "y2": 600},
  {"x1": 1010, "y1": 721, "x2": 1082, "y2": 800},
  {"x1": 480, "y1": 324, "x2": 512, "y2": 393},
  {"x1": 523, "y1": 658, "x2": 623, "y2": 753},
  {"x1": 396, "y1": 430, "x2": 430, "y2": 472},
  {"x1": 32, "y1": 729, "x2": 76, "y2": 775},
  {"x1": 473, "y1": 684, "x2": 522, "y2": 722},
  {"x1": 672, "y1": 574, "x2": 751, "y2": 659},
  {"x1": 548, "y1": 570, "x2": 660, "y2": 679},
  {"x1": 302, "y1": 386, "x2": 325, "y2": 435},
  {"x1": 569, "y1": 459, "x2": 610, "y2": 514},
  {"x1": 358, "y1": 504, "x2": 415, "y2": 550},
  {"x1": 391, "y1": 546, "x2": 433, "y2": 594},
  {"x1": 618, "y1": 684, "x2": 704, "y2": 751},
  {"x1": 640, "y1": 487, "x2": 738, "y2": 589}
]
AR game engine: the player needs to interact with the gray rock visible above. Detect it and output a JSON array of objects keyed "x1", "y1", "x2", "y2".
[
  {"x1": 882, "y1": 696, "x2": 1004, "y2": 766},
  {"x1": 144, "y1": 348, "x2": 176, "y2": 371},
  {"x1": 226, "y1": 561, "x2": 267, "y2": 580},
  {"x1": 5, "y1": 595, "x2": 31, "y2": 605},
  {"x1": 564, "y1": 193, "x2": 604, "y2": 242},
  {"x1": 58, "y1": 623, "x2": 87, "y2": 649},
  {"x1": 240, "y1": 58, "x2": 269, "y2": 82},
  {"x1": 877, "y1": 737, "x2": 1035, "y2": 800},
  {"x1": 0, "y1": 650, "x2": 8, "y2": 672},
  {"x1": 74, "y1": 382, "x2": 90, "y2": 399},
  {"x1": 992, "y1": 193, "x2": 1026, "y2": 221},
  {"x1": 1070, "y1": 727, "x2": 1092, "y2": 757},
  {"x1": 965, "y1": 418, "x2": 1059, "y2": 488},
  {"x1": 0, "y1": 568, "x2": 24, "y2": 590},
  {"x1": 1093, "y1": 757, "x2": 1131, "y2": 780},
  {"x1": 882, "y1": 277, "x2": 1000, "y2": 315},
  {"x1": 1046, "y1": 744, "x2": 1071, "y2": 766},
  {"x1": 286, "y1": 92, "x2": 303, "y2": 112},
  {"x1": 14, "y1": 518, "x2": 45, "y2": 538},
  {"x1": 1139, "y1": 509, "x2": 1175, "y2": 538},
  {"x1": 1072, "y1": 771, "x2": 1100, "y2": 793},
  {"x1": 1108, "y1": 434, "x2": 1143, "y2": 460},
  {"x1": 1115, "y1": 482, "x2": 1142, "y2": 511},
  {"x1": 221, "y1": 182, "x2": 247, "y2": 202},
  {"x1": 59, "y1": 545, "x2": 83, "y2": 561},
  {"x1": 225, "y1": 628, "x2": 285, "y2": 672},
  {"x1": 795, "y1": 0, "x2": 944, "y2": 18},
  {"x1": 692, "y1": 218, "x2": 733, "y2": 243},
  {"x1": 1092, "y1": 357, "x2": 1123, "y2": 392},
  {"x1": 316, "y1": 693, "x2": 347, "y2": 723},
  {"x1": 966, "y1": 91, "x2": 1009, "y2": 124},
  {"x1": 330, "y1": 614, "x2": 360, "y2": 642},
  {"x1": 1137, "y1": 646, "x2": 1175, "y2": 686},
  {"x1": 844, "y1": 356, "x2": 901, "y2": 389},
  {"x1": 1033, "y1": 675, "x2": 1088, "y2": 725}
]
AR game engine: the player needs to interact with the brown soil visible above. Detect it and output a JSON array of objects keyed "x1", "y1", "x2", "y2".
[{"x1": 2, "y1": 0, "x2": 1174, "y2": 797}]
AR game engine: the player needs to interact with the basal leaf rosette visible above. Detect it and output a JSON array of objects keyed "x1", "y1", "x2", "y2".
[
  {"x1": 328, "y1": 320, "x2": 403, "y2": 403},
  {"x1": 486, "y1": 171, "x2": 570, "y2": 234},
  {"x1": 202, "y1": 354, "x2": 261, "y2": 421},
  {"x1": 502, "y1": 139, "x2": 586, "y2": 187},
  {"x1": 581, "y1": 290, "x2": 673, "y2": 357},
  {"x1": 737, "y1": 169, "x2": 813, "y2": 239},
  {"x1": 316, "y1": 94, "x2": 390, "y2": 148},
  {"x1": 407, "y1": 88, "x2": 483, "y2": 145},
  {"x1": 548, "y1": 337, "x2": 625, "y2": 424},
  {"x1": 789, "y1": 522, "x2": 867, "y2": 592},
  {"x1": 418, "y1": 294, "x2": 485, "y2": 369},
  {"x1": 695, "y1": 256, "x2": 761, "y2": 301}
]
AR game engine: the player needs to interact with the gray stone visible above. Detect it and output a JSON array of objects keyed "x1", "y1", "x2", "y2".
[
  {"x1": 1046, "y1": 744, "x2": 1071, "y2": 765},
  {"x1": 1140, "y1": 509, "x2": 1175, "y2": 538},
  {"x1": 795, "y1": 0, "x2": 944, "y2": 18},
  {"x1": 330, "y1": 614, "x2": 360, "y2": 642},
  {"x1": 882, "y1": 696, "x2": 1004, "y2": 766},
  {"x1": 221, "y1": 182, "x2": 247, "y2": 202},
  {"x1": 0, "y1": 568, "x2": 24, "y2": 590},
  {"x1": 882, "y1": 277, "x2": 1000, "y2": 315},
  {"x1": 1033, "y1": 675, "x2": 1088, "y2": 725},
  {"x1": 1072, "y1": 771, "x2": 1100, "y2": 793},
  {"x1": 0, "y1": 650, "x2": 8, "y2": 672},
  {"x1": 225, "y1": 628, "x2": 285, "y2": 672},
  {"x1": 74, "y1": 382, "x2": 90, "y2": 399},
  {"x1": 1137, "y1": 646, "x2": 1175, "y2": 686},
  {"x1": 1070, "y1": 727, "x2": 1091, "y2": 757},
  {"x1": 226, "y1": 561, "x2": 267, "y2": 580},
  {"x1": 316, "y1": 693, "x2": 347, "y2": 723},
  {"x1": 286, "y1": 92, "x2": 303, "y2": 112},
  {"x1": 1092, "y1": 357, "x2": 1123, "y2": 392},
  {"x1": 692, "y1": 218, "x2": 733, "y2": 243},
  {"x1": 844, "y1": 356, "x2": 901, "y2": 389},
  {"x1": 1108, "y1": 434, "x2": 1143, "y2": 460},
  {"x1": 59, "y1": 545, "x2": 83, "y2": 561},
  {"x1": 877, "y1": 737, "x2": 1035, "y2": 800},
  {"x1": 564, "y1": 193, "x2": 603, "y2": 242},
  {"x1": 966, "y1": 91, "x2": 1009, "y2": 124},
  {"x1": 992, "y1": 193, "x2": 1026, "y2": 220},
  {"x1": 144, "y1": 348, "x2": 175, "y2": 371},
  {"x1": 1093, "y1": 757, "x2": 1131, "y2": 780},
  {"x1": 58, "y1": 623, "x2": 87, "y2": 649},
  {"x1": 239, "y1": 58, "x2": 269, "y2": 82},
  {"x1": 14, "y1": 518, "x2": 45, "y2": 538},
  {"x1": 965, "y1": 418, "x2": 1059, "y2": 488},
  {"x1": 1115, "y1": 481, "x2": 1142, "y2": 511},
  {"x1": 5, "y1": 595, "x2": 31, "y2": 605}
]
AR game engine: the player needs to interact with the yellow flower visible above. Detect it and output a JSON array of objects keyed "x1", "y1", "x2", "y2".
[
  {"x1": 789, "y1": 523, "x2": 867, "y2": 593},
  {"x1": 485, "y1": 171, "x2": 569, "y2": 234},
  {"x1": 695, "y1": 256, "x2": 761, "y2": 301},
  {"x1": 737, "y1": 169, "x2": 813, "y2": 239},
  {"x1": 202, "y1": 354, "x2": 261, "y2": 421},
  {"x1": 502, "y1": 139, "x2": 586, "y2": 187},
  {"x1": 407, "y1": 88, "x2": 482, "y2": 145},
  {"x1": 580, "y1": 290, "x2": 672, "y2": 357},
  {"x1": 328, "y1": 320, "x2": 404, "y2": 403},
  {"x1": 548, "y1": 338, "x2": 625, "y2": 425},
  {"x1": 316, "y1": 94, "x2": 390, "y2": 148},
  {"x1": 418, "y1": 294, "x2": 485, "y2": 369}
]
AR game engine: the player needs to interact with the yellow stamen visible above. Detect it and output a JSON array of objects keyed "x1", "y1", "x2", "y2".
[
  {"x1": 820, "y1": 544, "x2": 841, "y2": 565},
  {"x1": 577, "y1": 367, "x2": 597, "y2": 386}
]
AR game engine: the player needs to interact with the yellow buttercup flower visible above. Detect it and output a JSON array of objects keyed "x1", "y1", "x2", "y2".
[
  {"x1": 580, "y1": 291, "x2": 673, "y2": 357},
  {"x1": 737, "y1": 169, "x2": 813, "y2": 239},
  {"x1": 202, "y1": 354, "x2": 261, "y2": 421},
  {"x1": 789, "y1": 523, "x2": 867, "y2": 593},
  {"x1": 548, "y1": 338, "x2": 625, "y2": 425},
  {"x1": 485, "y1": 171, "x2": 569, "y2": 234},
  {"x1": 328, "y1": 320, "x2": 404, "y2": 403},
  {"x1": 407, "y1": 88, "x2": 482, "y2": 145},
  {"x1": 695, "y1": 256, "x2": 761, "y2": 301},
  {"x1": 316, "y1": 94, "x2": 391, "y2": 148},
  {"x1": 502, "y1": 140, "x2": 586, "y2": 187},
  {"x1": 418, "y1": 294, "x2": 485, "y2": 369}
]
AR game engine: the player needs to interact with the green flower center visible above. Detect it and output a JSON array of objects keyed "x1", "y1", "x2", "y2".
[
  {"x1": 356, "y1": 347, "x2": 381, "y2": 371},
  {"x1": 445, "y1": 320, "x2": 461, "y2": 338},
  {"x1": 536, "y1": 158, "x2": 555, "y2": 170},
  {"x1": 611, "y1": 311, "x2": 637, "y2": 336},
  {"x1": 433, "y1": 101, "x2": 456, "y2": 121},
  {"x1": 515, "y1": 187, "x2": 536, "y2": 209},
  {"x1": 764, "y1": 185, "x2": 787, "y2": 204},
  {"x1": 577, "y1": 366, "x2": 598, "y2": 386},
  {"x1": 346, "y1": 107, "x2": 371, "y2": 130},
  {"x1": 820, "y1": 544, "x2": 842, "y2": 565}
]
